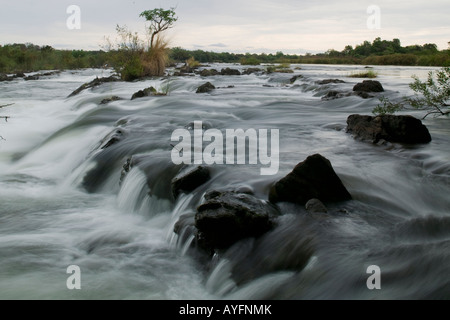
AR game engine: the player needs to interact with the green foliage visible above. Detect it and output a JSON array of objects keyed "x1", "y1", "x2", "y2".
[
  {"x1": 140, "y1": 8, "x2": 177, "y2": 48},
  {"x1": 406, "y1": 67, "x2": 450, "y2": 118},
  {"x1": 0, "y1": 44, "x2": 110, "y2": 73},
  {"x1": 373, "y1": 67, "x2": 450, "y2": 118},
  {"x1": 373, "y1": 96, "x2": 404, "y2": 115},
  {"x1": 240, "y1": 56, "x2": 261, "y2": 66},
  {"x1": 348, "y1": 70, "x2": 378, "y2": 78}
]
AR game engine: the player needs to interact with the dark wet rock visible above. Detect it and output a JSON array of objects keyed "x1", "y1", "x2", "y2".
[
  {"x1": 15, "y1": 72, "x2": 26, "y2": 78},
  {"x1": 290, "y1": 75, "x2": 303, "y2": 84},
  {"x1": 68, "y1": 76, "x2": 120, "y2": 97},
  {"x1": 196, "y1": 82, "x2": 216, "y2": 93},
  {"x1": 199, "y1": 69, "x2": 220, "y2": 77},
  {"x1": 100, "y1": 96, "x2": 123, "y2": 105},
  {"x1": 195, "y1": 190, "x2": 279, "y2": 250},
  {"x1": 269, "y1": 154, "x2": 352, "y2": 205},
  {"x1": 0, "y1": 74, "x2": 14, "y2": 82},
  {"x1": 24, "y1": 75, "x2": 40, "y2": 81},
  {"x1": 119, "y1": 157, "x2": 133, "y2": 186},
  {"x1": 346, "y1": 114, "x2": 432, "y2": 144},
  {"x1": 305, "y1": 199, "x2": 328, "y2": 213},
  {"x1": 221, "y1": 68, "x2": 241, "y2": 76},
  {"x1": 353, "y1": 80, "x2": 384, "y2": 93},
  {"x1": 131, "y1": 87, "x2": 157, "y2": 100},
  {"x1": 317, "y1": 79, "x2": 345, "y2": 85},
  {"x1": 100, "y1": 128, "x2": 126, "y2": 150},
  {"x1": 354, "y1": 91, "x2": 374, "y2": 99},
  {"x1": 171, "y1": 166, "x2": 211, "y2": 198},
  {"x1": 322, "y1": 90, "x2": 345, "y2": 101},
  {"x1": 243, "y1": 68, "x2": 263, "y2": 75}
]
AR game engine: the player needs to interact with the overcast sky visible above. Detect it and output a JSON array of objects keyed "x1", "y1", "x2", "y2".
[{"x1": 0, "y1": 0, "x2": 449, "y2": 53}]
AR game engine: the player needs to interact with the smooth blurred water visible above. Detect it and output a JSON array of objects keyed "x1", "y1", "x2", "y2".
[{"x1": 0, "y1": 65, "x2": 449, "y2": 300}]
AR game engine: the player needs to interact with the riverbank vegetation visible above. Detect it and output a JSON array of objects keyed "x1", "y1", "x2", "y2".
[{"x1": 1, "y1": 37, "x2": 449, "y2": 74}]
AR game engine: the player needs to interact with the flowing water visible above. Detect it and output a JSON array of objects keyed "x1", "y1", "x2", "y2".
[{"x1": 0, "y1": 64, "x2": 449, "y2": 300}]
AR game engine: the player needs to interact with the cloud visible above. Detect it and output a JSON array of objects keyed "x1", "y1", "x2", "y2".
[
  {"x1": 0, "y1": 0, "x2": 449, "y2": 52},
  {"x1": 209, "y1": 43, "x2": 228, "y2": 48}
]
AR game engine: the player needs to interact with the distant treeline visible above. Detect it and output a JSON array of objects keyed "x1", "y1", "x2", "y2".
[
  {"x1": 171, "y1": 38, "x2": 450, "y2": 66},
  {"x1": 1, "y1": 38, "x2": 449, "y2": 73},
  {"x1": 0, "y1": 43, "x2": 110, "y2": 73}
]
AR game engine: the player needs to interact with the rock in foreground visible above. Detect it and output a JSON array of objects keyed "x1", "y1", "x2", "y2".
[
  {"x1": 353, "y1": 80, "x2": 384, "y2": 93},
  {"x1": 347, "y1": 114, "x2": 432, "y2": 144},
  {"x1": 196, "y1": 82, "x2": 216, "y2": 93},
  {"x1": 269, "y1": 154, "x2": 352, "y2": 205},
  {"x1": 196, "y1": 190, "x2": 279, "y2": 250}
]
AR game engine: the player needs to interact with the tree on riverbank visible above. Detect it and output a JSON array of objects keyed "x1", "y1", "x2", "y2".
[
  {"x1": 373, "y1": 67, "x2": 450, "y2": 119},
  {"x1": 106, "y1": 8, "x2": 177, "y2": 81}
]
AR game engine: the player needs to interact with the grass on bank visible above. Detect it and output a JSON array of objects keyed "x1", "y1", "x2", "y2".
[{"x1": 348, "y1": 70, "x2": 378, "y2": 78}]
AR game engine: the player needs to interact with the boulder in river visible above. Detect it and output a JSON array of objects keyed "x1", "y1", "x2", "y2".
[
  {"x1": 317, "y1": 79, "x2": 345, "y2": 85},
  {"x1": 131, "y1": 87, "x2": 157, "y2": 100},
  {"x1": 171, "y1": 166, "x2": 211, "y2": 198},
  {"x1": 305, "y1": 199, "x2": 328, "y2": 214},
  {"x1": 68, "y1": 76, "x2": 120, "y2": 97},
  {"x1": 195, "y1": 190, "x2": 279, "y2": 250},
  {"x1": 346, "y1": 114, "x2": 432, "y2": 144},
  {"x1": 196, "y1": 82, "x2": 216, "y2": 93},
  {"x1": 199, "y1": 69, "x2": 220, "y2": 77},
  {"x1": 353, "y1": 80, "x2": 384, "y2": 93},
  {"x1": 269, "y1": 154, "x2": 352, "y2": 205},
  {"x1": 221, "y1": 68, "x2": 241, "y2": 76}
]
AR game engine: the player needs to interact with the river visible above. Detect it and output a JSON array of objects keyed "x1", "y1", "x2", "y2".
[{"x1": 0, "y1": 64, "x2": 449, "y2": 299}]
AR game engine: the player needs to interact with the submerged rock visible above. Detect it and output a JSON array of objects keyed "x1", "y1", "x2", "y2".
[
  {"x1": 353, "y1": 80, "x2": 384, "y2": 93},
  {"x1": 171, "y1": 166, "x2": 211, "y2": 198},
  {"x1": 317, "y1": 79, "x2": 345, "y2": 85},
  {"x1": 24, "y1": 75, "x2": 40, "y2": 81},
  {"x1": 243, "y1": 68, "x2": 263, "y2": 75},
  {"x1": 221, "y1": 68, "x2": 241, "y2": 76},
  {"x1": 196, "y1": 82, "x2": 216, "y2": 93},
  {"x1": 131, "y1": 87, "x2": 157, "y2": 100},
  {"x1": 68, "y1": 76, "x2": 120, "y2": 97},
  {"x1": 199, "y1": 69, "x2": 220, "y2": 77},
  {"x1": 100, "y1": 96, "x2": 123, "y2": 105},
  {"x1": 269, "y1": 154, "x2": 352, "y2": 205},
  {"x1": 346, "y1": 114, "x2": 432, "y2": 144},
  {"x1": 305, "y1": 199, "x2": 328, "y2": 213},
  {"x1": 195, "y1": 190, "x2": 279, "y2": 250},
  {"x1": 290, "y1": 75, "x2": 303, "y2": 84},
  {"x1": 322, "y1": 90, "x2": 345, "y2": 101}
]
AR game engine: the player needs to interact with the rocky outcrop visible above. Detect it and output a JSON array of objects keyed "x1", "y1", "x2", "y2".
[
  {"x1": 195, "y1": 190, "x2": 279, "y2": 250},
  {"x1": 199, "y1": 69, "x2": 220, "y2": 77},
  {"x1": 346, "y1": 114, "x2": 432, "y2": 144},
  {"x1": 196, "y1": 82, "x2": 216, "y2": 93},
  {"x1": 243, "y1": 68, "x2": 263, "y2": 75},
  {"x1": 131, "y1": 87, "x2": 157, "y2": 100},
  {"x1": 305, "y1": 199, "x2": 328, "y2": 213},
  {"x1": 317, "y1": 79, "x2": 345, "y2": 85},
  {"x1": 221, "y1": 68, "x2": 241, "y2": 76},
  {"x1": 171, "y1": 166, "x2": 211, "y2": 198},
  {"x1": 0, "y1": 74, "x2": 14, "y2": 82},
  {"x1": 353, "y1": 80, "x2": 384, "y2": 93},
  {"x1": 269, "y1": 154, "x2": 352, "y2": 205},
  {"x1": 100, "y1": 96, "x2": 123, "y2": 105},
  {"x1": 68, "y1": 76, "x2": 120, "y2": 97},
  {"x1": 290, "y1": 75, "x2": 303, "y2": 84}
]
